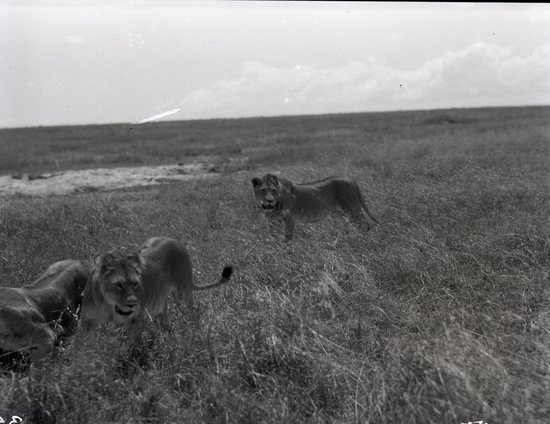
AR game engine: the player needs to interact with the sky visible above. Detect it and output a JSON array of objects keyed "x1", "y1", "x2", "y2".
[{"x1": 1, "y1": 1, "x2": 549, "y2": 128}]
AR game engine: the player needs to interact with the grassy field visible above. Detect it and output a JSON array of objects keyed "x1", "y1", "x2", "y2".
[{"x1": 0, "y1": 106, "x2": 549, "y2": 423}]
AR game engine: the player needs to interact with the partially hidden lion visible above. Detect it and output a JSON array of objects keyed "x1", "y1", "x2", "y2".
[
  {"x1": 0, "y1": 260, "x2": 89, "y2": 359},
  {"x1": 79, "y1": 236, "x2": 233, "y2": 348},
  {"x1": 252, "y1": 173, "x2": 380, "y2": 241}
]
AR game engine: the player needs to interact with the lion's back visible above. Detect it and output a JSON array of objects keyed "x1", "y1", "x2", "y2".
[
  {"x1": 141, "y1": 237, "x2": 190, "y2": 271},
  {"x1": 0, "y1": 259, "x2": 87, "y2": 320},
  {"x1": 292, "y1": 177, "x2": 358, "y2": 220},
  {"x1": 30, "y1": 259, "x2": 89, "y2": 291}
]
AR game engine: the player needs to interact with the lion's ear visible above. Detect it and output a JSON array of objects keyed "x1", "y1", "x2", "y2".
[
  {"x1": 127, "y1": 252, "x2": 145, "y2": 274},
  {"x1": 251, "y1": 177, "x2": 261, "y2": 187},
  {"x1": 265, "y1": 173, "x2": 279, "y2": 184},
  {"x1": 266, "y1": 174, "x2": 283, "y2": 190},
  {"x1": 96, "y1": 252, "x2": 116, "y2": 274}
]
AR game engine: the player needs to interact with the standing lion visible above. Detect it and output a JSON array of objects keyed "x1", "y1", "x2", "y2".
[
  {"x1": 252, "y1": 173, "x2": 380, "y2": 241},
  {"x1": 79, "y1": 237, "x2": 232, "y2": 352}
]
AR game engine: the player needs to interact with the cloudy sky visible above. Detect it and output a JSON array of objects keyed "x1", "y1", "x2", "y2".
[{"x1": 1, "y1": 1, "x2": 549, "y2": 128}]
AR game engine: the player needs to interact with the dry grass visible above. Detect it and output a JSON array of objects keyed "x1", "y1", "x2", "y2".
[{"x1": 0, "y1": 106, "x2": 549, "y2": 423}]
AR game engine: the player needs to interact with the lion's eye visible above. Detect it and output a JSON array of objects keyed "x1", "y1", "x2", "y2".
[
  {"x1": 115, "y1": 282, "x2": 123, "y2": 290},
  {"x1": 134, "y1": 282, "x2": 139, "y2": 289}
]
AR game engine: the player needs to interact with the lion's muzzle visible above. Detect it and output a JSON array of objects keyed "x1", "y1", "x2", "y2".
[
  {"x1": 115, "y1": 294, "x2": 139, "y2": 317},
  {"x1": 114, "y1": 305, "x2": 134, "y2": 316}
]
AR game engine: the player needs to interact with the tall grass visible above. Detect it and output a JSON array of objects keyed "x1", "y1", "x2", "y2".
[{"x1": 0, "y1": 106, "x2": 549, "y2": 423}]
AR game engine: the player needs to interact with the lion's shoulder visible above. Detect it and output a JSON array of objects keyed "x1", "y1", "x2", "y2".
[{"x1": 0, "y1": 287, "x2": 28, "y2": 310}]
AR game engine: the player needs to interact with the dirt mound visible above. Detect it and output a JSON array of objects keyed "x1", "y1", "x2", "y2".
[{"x1": 0, "y1": 162, "x2": 218, "y2": 197}]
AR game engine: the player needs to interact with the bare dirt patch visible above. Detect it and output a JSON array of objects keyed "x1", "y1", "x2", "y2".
[{"x1": 0, "y1": 162, "x2": 221, "y2": 197}]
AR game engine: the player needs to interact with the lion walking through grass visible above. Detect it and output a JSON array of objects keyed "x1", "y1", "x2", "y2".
[{"x1": 252, "y1": 173, "x2": 380, "y2": 241}]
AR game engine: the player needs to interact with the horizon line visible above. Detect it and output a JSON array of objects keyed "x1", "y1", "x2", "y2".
[{"x1": 1, "y1": 103, "x2": 549, "y2": 131}]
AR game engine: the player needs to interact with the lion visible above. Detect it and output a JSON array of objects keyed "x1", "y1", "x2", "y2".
[
  {"x1": 79, "y1": 236, "x2": 233, "y2": 349},
  {"x1": 0, "y1": 260, "x2": 89, "y2": 360},
  {"x1": 251, "y1": 173, "x2": 380, "y2": 241}
]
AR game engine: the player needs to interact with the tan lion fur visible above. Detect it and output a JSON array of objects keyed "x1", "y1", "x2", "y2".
[
  {"x1": 252, "y1": 174, "x2": 379, "y2": 241},
  {"x1": 0, "y1": 260, "x2": 89, "y2": 356},
  {"x1": 79, "y1": 236, "x2": 232, "y2": 348}
]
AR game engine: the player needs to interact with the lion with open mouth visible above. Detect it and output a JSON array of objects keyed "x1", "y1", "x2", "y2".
[
  {"x1": 79, "y1": 236, "x2": 233, "y2": 350},
  {"x1": 252, "y1": 173, "x2": 380, "y2": 241}
]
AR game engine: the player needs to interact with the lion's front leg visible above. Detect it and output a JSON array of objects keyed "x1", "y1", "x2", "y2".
[
  {"x1": 283, "y1": 215, "x2": 295, "y2": 242},
  {"x1": 73, "y1": 316, "x2": 99, "y2": 351},
  {"x1": 78, "y1": 316, "x2": 95, "y2": 334},
  {"x1": 127, "y1": 315, "x2": 146, "y2": 357},
  {"x1": 267, "y1": 218, "x2": 279, "y2": 239}
]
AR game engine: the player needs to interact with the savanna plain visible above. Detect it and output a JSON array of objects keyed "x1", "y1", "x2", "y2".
[{"x1": 0, "y1": 106, "x2": 549, "y2": 423}]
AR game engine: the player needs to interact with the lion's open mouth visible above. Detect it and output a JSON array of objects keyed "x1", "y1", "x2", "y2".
[
  {"x1": 115, "y1": 305, "x2": 134, "y2": 316},
  {"x1": 261, "y1": 204, "x2": 275, "y2": 211}
]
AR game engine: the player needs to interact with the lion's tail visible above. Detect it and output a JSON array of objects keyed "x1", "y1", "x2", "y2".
[
  {"x1": 356, "y1": 184, "x2": 380, "y2": 225},
  {"x1": 192, "y1": 265, "x2": 233, "y2": 291}
]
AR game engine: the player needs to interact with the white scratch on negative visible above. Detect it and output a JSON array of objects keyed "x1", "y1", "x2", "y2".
[{"x1": 132, "y1": 108, "x2": 181, "y2": 124}]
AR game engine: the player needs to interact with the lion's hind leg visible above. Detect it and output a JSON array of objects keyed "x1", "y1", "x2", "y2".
[
  {"x1": 341, "y1": 200, "x2": 372, "y2": 235},
  {"x1": 174, "y1": 286, "x2": 199, "y2": 325},
  {"x1": 349, "y1": 209, "x2": 372, "y2": 234},
  {"x1": 339, "y1": 186, "x2": 377, "y2": 234},
  {"x1": 172, "y1": 251, "x2": 196, "y2": 317},
  {"x1": 0, "y1": 307, "x2": 57, "y2": 356},
  {"x1": 155, "y1": 300, "x2": 171, "y2": 331},
  {"x1": 175, "y1": 286, "x2": 194, "y2": 313}
]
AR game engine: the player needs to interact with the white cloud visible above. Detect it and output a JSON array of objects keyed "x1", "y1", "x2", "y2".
[
  {"x1": 526, "y1": 4, "x2": 550, "y2": 23},
  {"x1": 388, "y1": 32, "x2": 403, "y2": 42},
  {"x1": 178, "y1": 42, "x2": 550, "y2": 119},
  {"x1": 65, "y1": 35, "x2": 85, "y2": 44}
]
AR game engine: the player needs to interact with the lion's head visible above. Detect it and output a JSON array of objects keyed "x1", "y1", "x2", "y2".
[
  {"x1": 91, "y1": 250, "x2": 146, "y2": 323},
  {"x1": 251, "y1": 173, "x2": 285, "y2": 214}
]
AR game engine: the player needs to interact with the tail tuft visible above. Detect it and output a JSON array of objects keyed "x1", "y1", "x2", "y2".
[{"x1": 222, "y1": 265, "x2": 233, "y2": 280}]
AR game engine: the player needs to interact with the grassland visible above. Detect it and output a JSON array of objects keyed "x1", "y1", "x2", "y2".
[{"x1": 0, "y1": 106, "x2": 549, "y2": 423}]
